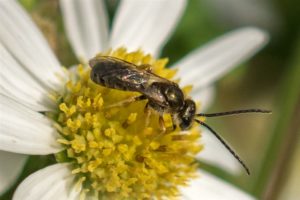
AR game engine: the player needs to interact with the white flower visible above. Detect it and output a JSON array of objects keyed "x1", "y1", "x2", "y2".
[
  {"x1": 60, "y1": 0, "x2": 269, "y2": 174},
  {"x1": 0, "y1": 0, "x2": 267, "y2": 199}
]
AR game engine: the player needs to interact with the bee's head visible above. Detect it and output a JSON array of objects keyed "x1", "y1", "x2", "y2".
[{"x1": 178, "y1": 99, "x2": 196, "y2": 130}]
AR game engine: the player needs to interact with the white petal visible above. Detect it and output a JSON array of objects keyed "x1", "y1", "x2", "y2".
[
  {"x1": 204, "y1": 0, "x2": 280, "y2": 31},
  {"x1": 190, "y1": 86, "x2": 215, "y2": 112},
  {"x1": 60, "y1": 0, "x2": 109, "y2": 61},
  {"x1": 197, "y1": 130, "x2": 241, "y2": 174},
  {"x1": 13, "y1": 164, "x2": 80, "y2": 200},
  {"x1": 0, "y1": 94, "x2": 63, "y2": 155},
  {"x1": 181, "y1": 170, "x2": 255, "y2": 200},
  {"x1": 0, "y1": 151, "x2": 27, "y2": 195},
  {"x1": 110, "y1": 0, "x2": 186, "y2": 56},
  {"x1": 0, "y1": 0, "x2": 65, "y2": 90},
  {"x1": 174, "y1": 27, "x2": 269, "y2": 90},
  {"x1": 0, "y1": 43, "x2": 54, "y2": 111}
]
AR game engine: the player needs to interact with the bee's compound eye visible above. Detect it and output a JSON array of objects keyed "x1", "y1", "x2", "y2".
[{"x1": 179, "y1": 99, "x2": 196, "y2": 130}]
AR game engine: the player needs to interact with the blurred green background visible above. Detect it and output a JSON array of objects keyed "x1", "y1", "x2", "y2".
[{"x1": 2, "y1": 0, "x2": 299, "y2": 199}]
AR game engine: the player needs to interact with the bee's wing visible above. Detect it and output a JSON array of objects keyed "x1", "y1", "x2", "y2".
[
  {"x1": 91, "y1": 56, "x2": 154, "y2": 92},
  {"x1": 91, "y1": 56, "x2": 173, "y2": 104}
]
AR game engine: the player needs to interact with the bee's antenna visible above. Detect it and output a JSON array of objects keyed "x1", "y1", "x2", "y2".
[
  {"x1": 194, "y1": 119, "x2": 250, "y2": 175},
  {"x1": 197, "y1": 109, "x2": 271, "y2": 117}
]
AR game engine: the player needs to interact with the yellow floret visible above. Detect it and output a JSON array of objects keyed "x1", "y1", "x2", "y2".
[{"x1": 54, "y1": 48, "x2": 202, "y2": 199}]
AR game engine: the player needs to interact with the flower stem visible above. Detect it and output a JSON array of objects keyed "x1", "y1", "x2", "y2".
[{"x1": 252, "y1": 37, "x2": 300, "y2": 199}]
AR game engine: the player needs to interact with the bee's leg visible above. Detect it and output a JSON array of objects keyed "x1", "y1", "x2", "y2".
[
  {"x1": 138, "y1": 64, "x2": 152, "y2": 72},
  {"x1": 105, "y1": 95, "x2": 146, "y2": 109},
  {"x1": 172, "y1": 124, "x2": 177, "y2": 131},
  {"x1": 159, "y1": 115, "x2": 166, "y2": 133},
  {"x1": 171, "y1": 114, "x2": 177, "y2": 131},
  {"x1": 144, "y1": 103, "x2": 152, "y2": 127}
]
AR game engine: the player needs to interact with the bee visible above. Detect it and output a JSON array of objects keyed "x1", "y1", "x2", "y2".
[{"x1": 89, "y1": 56, "x2": 270, "y2": 175}]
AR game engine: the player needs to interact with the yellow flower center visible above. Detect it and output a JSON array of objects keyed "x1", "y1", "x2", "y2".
[{"x1": 54, "y1": 48, "x2": 202, "y2": 199}]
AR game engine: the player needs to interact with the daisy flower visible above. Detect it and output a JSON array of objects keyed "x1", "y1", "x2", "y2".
[
  {"x1": 59, "y1": 0, "x2": 269, "y2": 174},
  {"x1": 0, "y1": 0, "x2": 268, "y2": 199}
]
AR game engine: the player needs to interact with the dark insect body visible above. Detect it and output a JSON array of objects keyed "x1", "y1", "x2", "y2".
[{"x1": 89, "y1": 56, "x2": 271, "y2": 175}]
